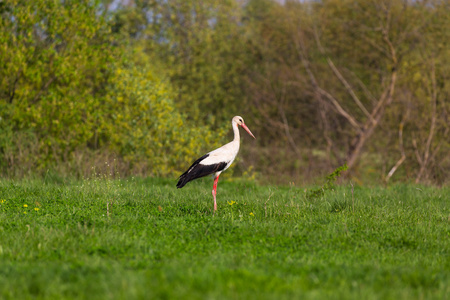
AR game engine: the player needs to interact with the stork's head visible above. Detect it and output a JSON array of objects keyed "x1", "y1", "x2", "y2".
[{"x1": 233, "y1": 116, "x2": 256, "y2": 139}]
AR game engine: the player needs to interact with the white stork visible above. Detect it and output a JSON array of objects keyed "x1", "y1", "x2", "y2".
[{"x1": 177, "y1": 116, "x2": 256, "y2": 212}]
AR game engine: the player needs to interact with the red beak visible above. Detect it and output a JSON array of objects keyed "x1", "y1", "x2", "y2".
[{"x1": 241, "y1": 123, "x2": 256, "y2": 139}]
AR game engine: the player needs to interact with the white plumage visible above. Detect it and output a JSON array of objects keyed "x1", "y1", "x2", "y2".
[{"x1": 177, "y1": 116, "x2": 256, "y2": 212}]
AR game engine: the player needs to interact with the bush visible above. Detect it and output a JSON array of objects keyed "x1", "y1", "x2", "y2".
[
  {"x1": 102, "y1": 64, "x2": 227, "y2": 177},
  {"x1": 0, "y1": 0, "x2": 226, "y2": 178}
]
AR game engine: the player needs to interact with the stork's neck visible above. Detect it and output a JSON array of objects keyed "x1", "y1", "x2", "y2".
[{"x1": 232, "y1": 121, "x2": 240, "y2": 142}]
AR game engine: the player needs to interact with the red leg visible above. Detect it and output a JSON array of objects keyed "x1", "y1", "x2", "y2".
[{"x1": 212, "y1": 175, "x2": 220, "y2": 212}]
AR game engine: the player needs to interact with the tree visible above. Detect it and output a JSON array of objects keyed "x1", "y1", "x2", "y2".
[
  {"x1": 244, "y1": 0, "x2": 449, "y2": 183},
  {"x1": 0, "y1": 0, "x2": 227, "y2": 177},
  {"x1": 102, "y1": 62, "x2": 227, "y2": 176},
  {"x1": 108, "y1": 0, "x2": 255, "y2": 127},
  {"x1": 0, "y1": 0, "x2": 115, "y2": 174}
]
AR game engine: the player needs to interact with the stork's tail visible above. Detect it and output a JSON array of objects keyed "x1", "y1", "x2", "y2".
[
  {"x1": 176, "y1": 154, "x2": 209, "y2": 189},
  {"x1": 176, "y1": 154, "x2": 227, "y2": 189}
]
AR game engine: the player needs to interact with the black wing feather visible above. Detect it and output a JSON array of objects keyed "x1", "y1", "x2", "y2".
[{"x1": 176, "y1": 154, "x2": 227, "y2": 188}]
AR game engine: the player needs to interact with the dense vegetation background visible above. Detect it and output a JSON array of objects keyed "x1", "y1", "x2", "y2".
[{"x1": 1, "y1": 0, "x2": 448, "y2": 185}]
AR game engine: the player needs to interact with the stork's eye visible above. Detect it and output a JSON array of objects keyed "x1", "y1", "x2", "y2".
[{"x1": 239, "y1": 118, "x2": 243, "y2": 123}]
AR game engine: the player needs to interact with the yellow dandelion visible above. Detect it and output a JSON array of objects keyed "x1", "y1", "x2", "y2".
[
  {"x1": 227, "y1": 201, "x2": 236, "y2": 206},
  {"x1": 34, "y1": 207, "x2": 40, "y2": 211},
  {"x1": 23, "y1": 204, "x2": 28, "y2": 208},
  {"x1": 23, "y1": 211, "x2": 27, "y2": 214},
  {"x1": 0, "y1": 199, "x2": 5, "y2": 203},
  {"x1": 249, "y1": 212, "x2": 254, "y2": 216}
]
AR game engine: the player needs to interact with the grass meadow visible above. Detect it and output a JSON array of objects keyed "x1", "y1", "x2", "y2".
[{"x1": 0, "y1": 176, "x2": 448, "y2": 299}]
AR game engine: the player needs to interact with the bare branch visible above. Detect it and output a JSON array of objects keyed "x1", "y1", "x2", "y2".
[
  {"x1": 360, "y1": 34, "x2": 391, "y2": 59},
  {"x1": 294, "y1": 33, "x2": 362, "y2": 132},
  {"x1": 346, "y1": 68, "x2": 378, "y2": 105},
  {"x1": 416, "y1": 58, "x2": 438, "y2": 183},
  {"x1": 386, "y1": 109, "x2": 408, "y2": 182},
  {"x1": 429, "y1": 126, "x2": 449, "y2": 163},
  {"x1": 369, "y1": 64, "x2": 397, "y2": 123},
  {"x1": 386, "y1": 154, "x2": 406, "y2": 182},
  {"x1": 313, "y1": 28, "x2": 374, "y2": 122},
  {"x1": 423, "y1": 58, "x2": 437, "y2": 165},
  {"x1": 30, "y1": 76, "x2": 56, "y2": 105},
  {"x1": 327, "y1": 58, "x2": 374, "y2": 121},
  {"x1": 316, "y1": 88, "x2": 362, "y2": 130},
  {"x1": 412, "y1": 134, "x2": 423, "y2": 166},
  {"x1": 278, "y1": 100, "x2": 301, "y2": 157},
  {"x1": 267, "y1": 73, "x2": 303, "y2": 157}
]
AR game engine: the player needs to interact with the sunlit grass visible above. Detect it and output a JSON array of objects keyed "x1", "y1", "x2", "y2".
[{"x1": 0, "y1": 178, "x2": 448, "y2": 299}]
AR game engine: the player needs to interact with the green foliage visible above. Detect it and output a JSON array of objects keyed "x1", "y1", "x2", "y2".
[
  {"x1": 0, "y1": 0, "x2": 115, "y2": 173},
  {"x1": 110, "y1": 0, "x2": 255, "y2": 126},
  {"x1": 0, "y1": 179, "x2": 448, "y2": 298},
  {"x1": 102, "y1": 63, "x2": 227, "y2": 176},
  {"x1": 0, "y1": 0, "x2": 448, "y2": 184},
  {"x1": 306, "y1": 164, "x2": 348, "y2": 200},
  {"x1": 0, "y1": 0, "x2": 228, "y2": 178}
]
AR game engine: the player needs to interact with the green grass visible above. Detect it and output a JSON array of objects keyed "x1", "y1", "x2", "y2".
[{"x1": 0, "y1": 177, "x2": 448, "y2": 299}]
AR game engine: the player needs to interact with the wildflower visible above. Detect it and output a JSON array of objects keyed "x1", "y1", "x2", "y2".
[
  {"x1": 0, "y1": 200, "x2": 5, "y2": 203},
  {"x1": 227, "y1": 201, "x2": 236, "y2": 206},
  {"x1": 23, "y1": 211, "x2": 27, "y2": 214},
  {"x1": 23, "y1": 204, "x2": 28, "y2": 208},
  {"x1": 249, "y1": 212, "x2": 254, "y2": 216},
  {"x1": 34, "y1": 208, "x2": 39, "y2": 211}
]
